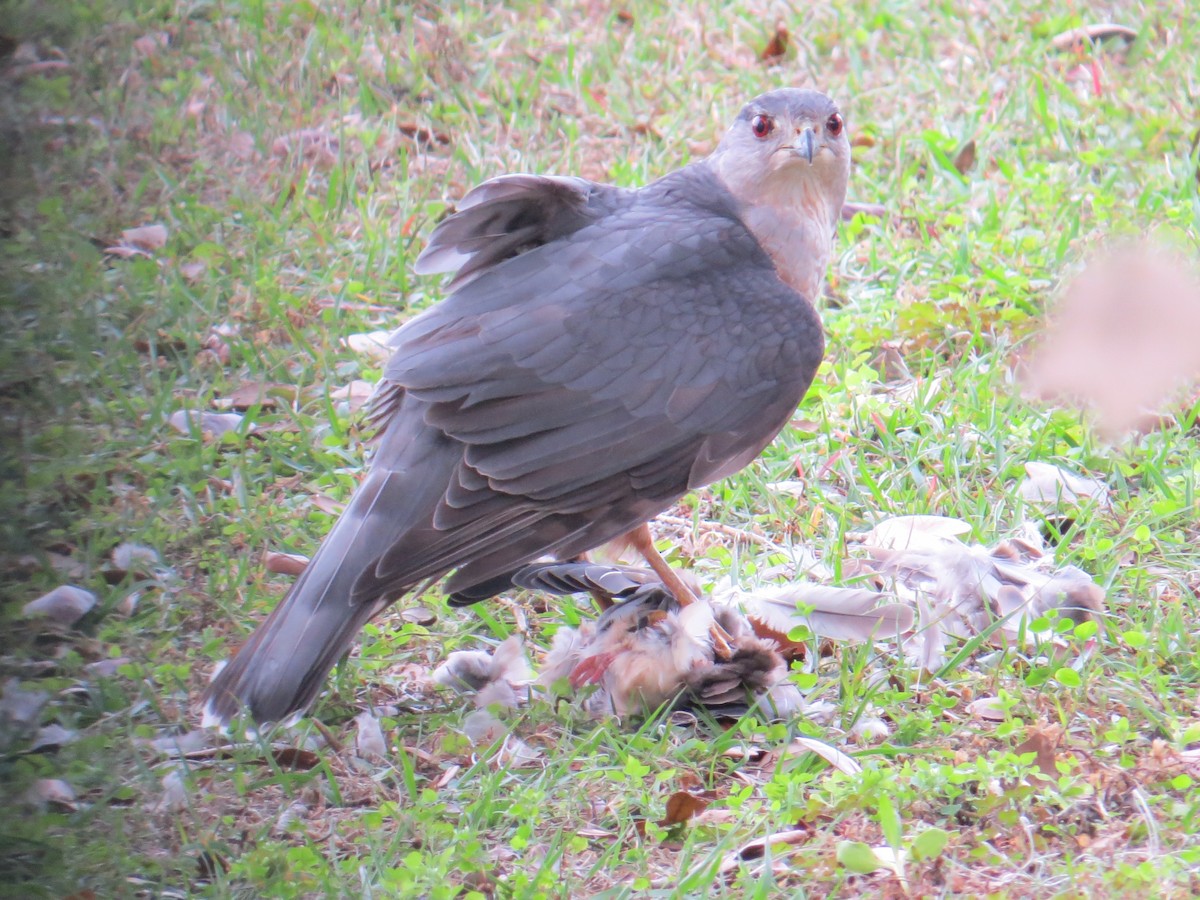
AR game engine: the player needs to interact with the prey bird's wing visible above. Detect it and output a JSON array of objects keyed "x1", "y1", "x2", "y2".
[{"x1": 512, "y1": 561, "x2": 663, "y2": 599}]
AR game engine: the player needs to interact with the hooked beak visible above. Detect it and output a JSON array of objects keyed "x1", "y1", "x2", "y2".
[{"x1": 794, "y1": 127, "x2": 816, "y2": 164}]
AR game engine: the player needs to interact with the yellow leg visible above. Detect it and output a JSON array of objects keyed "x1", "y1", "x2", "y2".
[
  {"x1": 627, "y1": 523, "x2": 699, "y2": 604},
  {"x1": 626, "y1": 523, "x2": 733, "y2": 660}
]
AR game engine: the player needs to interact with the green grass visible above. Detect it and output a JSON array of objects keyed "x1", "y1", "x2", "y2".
[{"x1": 2, "y1": 0, "x2": 1199, "y2": 896}]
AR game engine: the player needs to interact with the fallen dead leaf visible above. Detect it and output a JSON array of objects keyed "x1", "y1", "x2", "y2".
[
  {"x1": 111, "y1": 542, "x2": 161, "y2": 576},
  {"x1": 216, "y1": 382, "x2": 296, "y2": 411},
  {"x1": 1051, "y1": 23, "x2": 1137, "y2": 52},
  {"x1": 397, "y1": 123, "x2": 450, "y2": 146},
  {"x1": 264, "y1": 551, "x2": 309, "y2": 576},
  {"x1": 953, "y1": 139, "x2": 976, "y2": 174},
  {"x1": 272, "y1": 128, "x2": 341, "y2": 169},
  {"x1": 1015, "y1": 728, "x2": 1060, "y2": 781},
  {"x1": 330, "y1": 380, "x2": 375, "y2": 414},
  {"x1": 23, "y1": 585, "x2": 96, "y2": 626},
  {"x1": 174, "y1": 744, "x2": 321, "y2": 769},
  {"x1": 354, "y1": 710, "x2": 387, "y2": 761},
  {"x1": 660, "y1": 790, "x2": 714, "y2": 826},
  {"x1": 25, "y1": 778, "x2": 77, "y2": 811},
  {"x1": 132, "y1": 32, "x2": 170, "y2": 58},
  {"x1": 168, "y1": 410, "x2": 250, "y2": 439},
  {"x1": 840, "y1": 200, "x2": 888, "y2": 221},
  {"x1": 781, "y1": 737, "x2": 863, "y2": 776},
  {"x1": 720, "y1": 828, "x2": 809, "y2": 873},
  {"x1": 720, "y1": 745, "x2": 769, "y2": 763},
  {"x1": 0, "y1": 680, "x2": 49, "y2": 730},
  {"x1": 342, "y1": 330, "x2": 393, "y2": 361},
  {"x1": 967, "y1": 696, "x2": 1010, "y2": 722},
  {"x1": 30, "y1": 724, "x2": 77, "y2": 753},
  {"x1": 156, "y1": 767, "x2": 188, "y2": 813},
  {"x1": 400, "y1": 606, "x2": 437, "y2": 626},
  {"x1": 761, "y1": 21, "x2": 789, "y2": 61},
  {"x1": 179, "y1": 259, "x2": 207, "y2": 282},
  {"x1": 274, "y1": 799, "x2": 310, "y2": 835},
  {"x1": 84, "y1": 657, "x2": 131, "y2": 678},
  {"x1": 311, "y1": 494, "x2": 346, "y2": 516},
  {"x1": 121, "y1": 223, "x2": 168, "y2": 251}
]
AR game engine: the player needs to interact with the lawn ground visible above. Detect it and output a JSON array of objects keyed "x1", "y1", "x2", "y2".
[{"x1": 2, "y1": 0, "x2": 1199, "y2": 896}]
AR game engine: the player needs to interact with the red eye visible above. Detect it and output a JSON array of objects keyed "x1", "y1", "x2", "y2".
[
  {"x1": 751, "y1": 114, "x2": 774, "y2": 139},
  {"x1": 826, "y1": 113, "x2": 844, "y2": 136}
]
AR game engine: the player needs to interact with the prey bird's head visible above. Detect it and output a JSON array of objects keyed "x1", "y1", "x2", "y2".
[{"x1": 711, "y1": 88, "x2": 851, "y2": 232}]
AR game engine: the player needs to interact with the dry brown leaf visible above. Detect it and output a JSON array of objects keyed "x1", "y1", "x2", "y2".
[
  {"x1": 342, "y1": 330, "x2": 393, "y2": 361},
  {"x1": 840, "y1": 200, "x2": 887, "y2": 221},
  {"x1": 782, "y1": 737, "x2": 863, "y2": 776},
  {"x1": 967, "y1": 696, "x2": 1010, "y2": 722},
  {"x1": 354, "y1": 711, "x2": 387, "y2": 761},
  {"x1": 720, "y1": 828, "x2": 809, "y2": 873},
  {"x1": 400, "y1": 606, "x2": 437, "y2": 626},
  {"x1": 953, "y1": 139, "x2": 976, "y2": 174},
  {"x1": 168, "y1": 410, "x2": 249, "y2": 439},
  {"x1": 103, "y1": 244, "x2": 151, "y2": 260},
  {"x1": 330, "y1": 380, "x2": 375, "y2": 414},
  {"x1": 264, "y1": 551, "x2": 309, "y2": 576},
  {"x1": 24, "y1": 778, "x2": 77, "y2": 811},
  {"x1": 0, "y1": 680, "x2": 49, "y2": 729},
  {"x1": 691, "y1": 808, "x2": 737, "y2": 827},
  {"x1": 8, "y1": 59, "x2": 71, "y2": 79},
  {"x1": 84, "y1": 657, "x2": 131, "y2": 678},
  {"x1": 311, "y1": 494, "x2": 346, "y2": 516},
  {"x1": 179, "y1": 260, "x2": 207, "y2": 282},
  {"x1": 721, "y1": 745, "x2": 769, "y2": 763},
  {"x1": 132, "y1": 32, "x2": 169, "y2": 58},
  {"x1": 121, "y1": 223, "x2": 168, "y2": 251},
  {"x1": 272, "y1": 128, "x2": 339, "y2": 167},
  {"x1": 397, "y1": 123, "x2": 450, "y2": 146},
  {"x1": 1015, "y1": 729, "x2": 1059, "y2": 780},
  {"x1": 761, "y1": 21, "x2": 789, "y2": 61},
  {"x1": 1051, "y1": 23, "x2": 1137, "y2": 52},
  {"x1": 227, "y1": 130, "x2": 257, "y2": 161},
  {"x1": 115, "y1": 592, "x2": 141, "y2": 619},
  {"x1": 217, "y1": 382, "x2": 295, "y2": 411},
  {"x1": 30, "y1": 724, "x2": 77, "y2": 753},
  {"x1": 660, "y1": 790, "x2": 714, "y2": 826},
  {"x1": 110, "y1": 542, "x2": 160, "y2": 577},
  {"x1": 23, "y1": 585, "x2": 96, "y2": 626},
  {"x1": 269, "y1": 747, "x2": 321, "y2": 769}
]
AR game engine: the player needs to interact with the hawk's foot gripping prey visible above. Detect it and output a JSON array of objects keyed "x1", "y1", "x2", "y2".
[{"x1": 202, "y1": 88, "x2": 851, "y2": 728}]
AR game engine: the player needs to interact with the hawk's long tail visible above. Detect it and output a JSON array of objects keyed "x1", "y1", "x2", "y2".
[{"x1": 201, "y1": 421, "x2": 453, "y2": 728}]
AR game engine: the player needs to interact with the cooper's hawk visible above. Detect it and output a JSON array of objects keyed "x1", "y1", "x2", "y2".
[{"x1": 203, "y1": 88, "x2": 851, "y2": 727}]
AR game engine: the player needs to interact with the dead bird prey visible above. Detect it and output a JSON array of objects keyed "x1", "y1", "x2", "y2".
[
  {"x1": 515, "y1": 562, "x2": 802, "y2": 719},
  {"x1": 203, "y1": 88, "x2": 851, "y2": 728}
]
